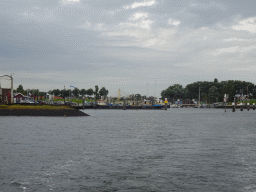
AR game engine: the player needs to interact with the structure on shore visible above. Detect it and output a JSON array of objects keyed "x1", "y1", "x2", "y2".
[{"x1": 0, "y1": 75, "x2": 13, "y2": 104}]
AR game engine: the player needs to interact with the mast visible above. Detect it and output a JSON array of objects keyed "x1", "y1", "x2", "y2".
[
  {"x1": 199, "y1": 86, "x2": 200, "y2": 106},
  {"x1": 154, "y1": 80, "x2": 156, "y2": 98},
  {"x1": 147, "y1": 82, "x2": 148, "y2": 98}
]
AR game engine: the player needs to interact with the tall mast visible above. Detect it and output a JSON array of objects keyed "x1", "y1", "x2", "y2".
[
  {"x1": 147, "y1": 82, "x2": 148, "y2": 98},
  {"x1": 155, "y1": 80, "x2": 156, "y2": 98},
  {"x1": 199, "y1": 86, "x2": 200, "y2": 106}
]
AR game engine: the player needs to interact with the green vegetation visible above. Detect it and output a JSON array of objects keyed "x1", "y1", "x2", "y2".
[
  {"x1": 14, "y1": 79, "x2": 256, "y2": 106},
  {"x1": 14, "y1": 85, "x2": 109, "y2": 103},
  {"x1": 237, "y1": 100, "x2": 256, "y2": 104},
  {"x1": 161, "y1": 79, "x2": 256, "y2": 103},
  {"x1": 99, "y1": 87, "x2": 109, "y2": 99}
]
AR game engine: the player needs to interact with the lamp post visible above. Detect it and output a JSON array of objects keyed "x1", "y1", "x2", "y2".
[
  {"x1": 83, "y1": 96, "x2": 85, "y2": 109},
  {"x1": 27, "y1": 89, "x2": 30, "y2": 100},
  {"x1": 240, "y1": 88, "x2": 243, "y2": 107},
  {"x1": 74, "y1": 87, "x2": 79, "y2": 106},
  {"x1": 198, "y1": 85, "x2": 200, "y2": 107},
  {"x1": 10, "y1": 73, "x2": 14, "y2": 104},
  {"x1": 64, "y1": 86, "x2": 66, "y2": 103}
]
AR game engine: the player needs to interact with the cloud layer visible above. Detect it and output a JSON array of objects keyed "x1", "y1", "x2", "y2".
[{"x1": 1, "y1": 0, "x2": 256, "y2": 96}]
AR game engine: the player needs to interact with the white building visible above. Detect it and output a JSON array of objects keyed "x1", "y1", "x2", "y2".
[{"x1": 0, "y1": 75, "x2": 13, "y2": 104}]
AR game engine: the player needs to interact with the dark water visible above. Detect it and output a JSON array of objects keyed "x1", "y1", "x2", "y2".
[{"x1": 1, "y1": 108, "x2": 256, "y2": 192}]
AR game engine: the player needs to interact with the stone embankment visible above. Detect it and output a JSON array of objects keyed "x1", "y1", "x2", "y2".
[{"x1": 0, "y1": 109, "x2": 89, "y2": 116}]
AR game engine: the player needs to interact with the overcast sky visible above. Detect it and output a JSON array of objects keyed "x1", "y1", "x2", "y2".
[{"x1": 1, "y1": 0, "x2": 256, "y2": 97}]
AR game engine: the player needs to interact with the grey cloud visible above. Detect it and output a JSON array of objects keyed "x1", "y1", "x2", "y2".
[{"x1": 1, "y1": 0, "x2": 256, "y2": 95}]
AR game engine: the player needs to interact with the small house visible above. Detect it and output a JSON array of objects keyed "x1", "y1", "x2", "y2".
[{"x1": 13, "y1": 93, "x2": 27, "y2": 103}]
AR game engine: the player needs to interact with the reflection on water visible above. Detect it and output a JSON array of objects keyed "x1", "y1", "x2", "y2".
[{"x1": 1, "y1": 108, "x2": 256, "y2": 191}]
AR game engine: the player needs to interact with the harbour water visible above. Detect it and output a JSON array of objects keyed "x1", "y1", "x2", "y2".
[{"x1": 1, "y1": 108, "x2": 256, "y2": 191}]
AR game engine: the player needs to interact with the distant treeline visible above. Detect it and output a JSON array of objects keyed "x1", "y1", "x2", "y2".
[
  {"x1": 161, "y1": 78, "x2": 256, "y2": 103},
  {"x1": 14, "y1": 85, "x2": 109, "y2": 100}
]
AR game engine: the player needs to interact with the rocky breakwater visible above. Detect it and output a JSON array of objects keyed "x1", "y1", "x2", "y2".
[{"x1": 0, "y1": 105, "x2": 89, "y2": 116}]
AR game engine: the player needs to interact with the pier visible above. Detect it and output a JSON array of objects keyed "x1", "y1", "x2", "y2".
[{"x1": 72, "y1": 105, "x2": 170, "y2": 110}]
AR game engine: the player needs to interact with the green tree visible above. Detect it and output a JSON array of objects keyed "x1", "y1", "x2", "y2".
[
  {"x1": 142, "y1": 95, "x2": 147, "y2": 101},
  {"x1": 60, "y1": 89, "x2": 69, "y2": 102},
  {"x1": 185, "y1": 82, "x2": 199, "y2": 100},
  {"x1": 86, "y1": 88, "x2": 94, "y2": 97},
  {"x1": 80, "y1": 89, "x2": 87, "y2": 97},
  {"x1": 99, "y1": 87, "x2": 109, "y2": 99},
  {"x1": 161, "y1": 84, "x2": 184, "y2": 101},
  {"x1": 209, "y1": 86, "x2": 218, "y2": 103},
  {"x1": 221, "y1": 81, "x2": 236, "y2": 102},
  {"x1": 17, "y1": 85, "x2": 25, "y2": 94},
  {"x1": 52, "y1": 89, "x2": 60, "y2": 97},
  {"x1": 86, "y1": 88, "x2": 94, "y2": 101},
  {"x1": 72, "y1": 87, "x2": 80, "y2": 98},
  {"x1": 30, "y1": 89, "x2": 39, "y2": 99},
  {"x1": 94, "y1": 85, "x2": 99, "y2": 100},
  {"x1": 161, "y1": 80, "x2": 256, "y2": 104},
  {"x1": 34, "y1": 89, "x2": 40, "y2": 100},
  {"x1": 185, "y1": 81, "x2": 214, "y2": 102},
  {"x1": 39, "y1": 92, "x2": 45, "y2": 100},
  {"x1": 252, "y1": 85, "x2": 256, "y2": 98},
  {"x1": 135, "y1": 94, "x2": 141, "y2": 101},
  {"x1": 129, "y1": 94, "x2": 135, "y2": 100},
  {"x1": 161, "y1": 89, "x2": 169, "y2": 100}
]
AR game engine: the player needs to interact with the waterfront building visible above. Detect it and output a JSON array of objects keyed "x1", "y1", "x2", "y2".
[
  {"x1": 0, "y1": 75, "x2": 13, "y2": 104},
  {"x1": 13, "y1": 93, "x2": 33, "y2": 103}
]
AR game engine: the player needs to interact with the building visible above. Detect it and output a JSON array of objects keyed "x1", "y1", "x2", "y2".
[
  {"x1": 0, "y1": 75, "x2": 13, "y2": 104},
  {"x1": 13, "y1": 93, "x2": 33, "y2": 103}
]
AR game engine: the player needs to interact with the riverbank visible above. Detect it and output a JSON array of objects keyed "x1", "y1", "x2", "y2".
[
  {"x1": 0, "y1": 105, "x2": 89, "y2": 116},
  {"x1": 0, "y1": 104, "x2": 72, "y2": 110},
  {"x1": 0, "y1": 109, "x2": 89, "y2": 116}
]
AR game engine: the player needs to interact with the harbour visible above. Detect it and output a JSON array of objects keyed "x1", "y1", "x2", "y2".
[{"x1": 1, "y1": 108, "x2": 256, "y2": 191}]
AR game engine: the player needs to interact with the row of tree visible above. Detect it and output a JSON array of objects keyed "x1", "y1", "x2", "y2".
[
  {"x1": 14, "y1": 85, "x2": 145, "y2": 102},
  {"x1": 14, "y1": 85, "x2": 43, "y2": 99},
  {"x1": 14, "y1": 85, "x2": 109, "y2": 100},
  {"x1": 15, "y1": 78, "x2": 256, "y2": 103},
  {"x1": 161, "y1": 79, "x2": 256, "y2": 103}
]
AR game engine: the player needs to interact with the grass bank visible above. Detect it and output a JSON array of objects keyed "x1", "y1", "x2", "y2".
[{"x1": 237, "y1": 99, "x2": 256, "y2": 104}]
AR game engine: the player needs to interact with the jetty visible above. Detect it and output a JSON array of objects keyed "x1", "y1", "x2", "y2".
[
  {"x1": 0, "y1": 105, "x2": 89, "y2": 116},
  {"x1": 72, "y1": 105, "x2": 170, "y2": 110}
]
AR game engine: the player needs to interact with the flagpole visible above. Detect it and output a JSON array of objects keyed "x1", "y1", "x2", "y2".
[{"x1": 69, "y1": 85, "x2": 75, "y2": 102}]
